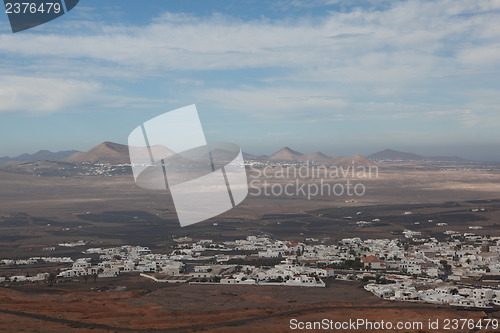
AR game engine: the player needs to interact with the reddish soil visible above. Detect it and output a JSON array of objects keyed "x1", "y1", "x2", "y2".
[{"x1": 0, "y1": 278, "x2": 495, "y2": 332}]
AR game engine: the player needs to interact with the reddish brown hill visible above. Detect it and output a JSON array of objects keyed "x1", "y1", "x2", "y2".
[
  {"x1": 325, "y1": 154, "x2": 378, "y2": 167},
  {"x1": 64, "y1": 142, "x2": 130, "y2": 164},
  {"x1": 268, "y1": 147, "x2": 304, "y2": 162},
  {"x1": 298, "y1": 152, "x2": 332, "y2": 163}
]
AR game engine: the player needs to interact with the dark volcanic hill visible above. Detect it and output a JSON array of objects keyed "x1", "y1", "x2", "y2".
[
  {"x1": 64, "y1": 142, "x2": 130, "y2": 164},
  {"x1": 368, "y1": 149, "x2": 466, "y2": 162},
  {"x1": 242, "y1": 152, "x2": 268, "y2": 161},
  {"x1": 368, "y1": 149, "x2": 422, "y2": 161},
  {"x1": 0, "y1": 149, "x2": 78, "y2": 166}
]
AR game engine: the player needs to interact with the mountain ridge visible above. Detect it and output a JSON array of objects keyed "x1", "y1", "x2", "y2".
[
  {"x1": 368, "y1": 149, "x2": 467, "y2": 162},
  {"x1": 266, "y1": 148, "x2": 376, "y2": 167},
  {"x1": 0, "y1": 149, "x2": 78, "y2": 166},
  {"x1": 1, "y1": 143, "x2": 471, "y2": 166}
]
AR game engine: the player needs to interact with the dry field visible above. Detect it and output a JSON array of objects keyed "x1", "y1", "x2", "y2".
[
  {"x1": 1, "y1": 163, "x2": 500, "y2": 218},
  {"x1": 0, "y1": 277, "x2": 495, "y2": 332},
  {"x1": 2, "y1": 162, "x2": 500, "y2": 332}
]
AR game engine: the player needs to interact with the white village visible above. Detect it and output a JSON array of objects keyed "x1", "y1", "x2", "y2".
[{"x1": 2, "y1": 225, "x2": 500, "y2": 310}]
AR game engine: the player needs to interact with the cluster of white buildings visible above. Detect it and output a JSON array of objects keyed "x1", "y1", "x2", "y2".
[
  {"x1": 344, "y1": 234, "x2": 500, "y2": 308},
  {"x1": 0, "y1": 273, "x2": 49, "y2": 283},
  {"x1": 1, "y1": 256, "x2": 73, "y2": 266},
  {"x1": 58, "y1": 240, "x2": 87, "y2": 247},
  {"x1": 75, "y1": 163, "x2": 130, "y2": 177},
  {"x1": 57, "y1": 245, "x2": 183, "y2": 278},
  {"x1": 365, "y1": 279, "x2": 500, "y2": 308},
  {"x1": 53, "y1": 240, "x2": 328, "y2": 287},
  {"x1": 1, "y1": 231, "x2": 500, "y2": 307}
]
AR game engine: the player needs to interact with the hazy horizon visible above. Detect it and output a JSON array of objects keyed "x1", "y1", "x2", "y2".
[{"x1": 2, "y1": 140, "x2": 500, "y2": 162}]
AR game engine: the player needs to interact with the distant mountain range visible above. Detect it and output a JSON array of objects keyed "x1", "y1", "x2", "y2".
[
  {"x1": 241, "y1": 152, "x2": 268, "y2": 161},
  {"x1": 267, "y1": 147, "x2": 332, "y2": 163},
  {"x1": 0, "y1": 149, "x2": 78, "y2": 166},
  {"x1": 368, "y1": 149, "x2": 467, "y2": 162},
  {"x1": 266, "y1": 147, "x2": 376, "y2": 167},
  {"x1": 0, "y1": 143, "x2": 469, "y2": 167}
]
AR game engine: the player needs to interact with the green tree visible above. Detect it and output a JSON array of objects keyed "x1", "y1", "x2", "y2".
[{"x1": 47, "y1": 272, "x2": 57, "y2": 286}]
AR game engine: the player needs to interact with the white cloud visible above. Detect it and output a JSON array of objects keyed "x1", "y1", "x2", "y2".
[
  {"x1": 0, "y1": 0, "x2": 499, "y2": 122},
  {"x1": 0, "y1": 76, "x2": 161, "y2": 114},
  {"x1": 0, "y1": 0, "x2": 498, "y2": 78},
  {"x1": 458, "y1": 45, "x2": 500, "y2": 67},
  {"x1": 198, "y1": 87, "x2": 349, "y2": 119},
  {"x1": 0, "y1": 76, "x2": 105, "y2": 114},
  {"x1": 196, "y1": 84, "x2": 500, "y2": 131}
]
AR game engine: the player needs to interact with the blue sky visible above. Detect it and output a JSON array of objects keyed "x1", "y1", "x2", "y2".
[{"x1": 1, "y1": 0, "x2": 500, "y2": 160}]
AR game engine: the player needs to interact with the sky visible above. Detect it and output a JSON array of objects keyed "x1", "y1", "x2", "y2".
[{"x1": 1, "y1": 0, "x2": 500, "y2": 160}]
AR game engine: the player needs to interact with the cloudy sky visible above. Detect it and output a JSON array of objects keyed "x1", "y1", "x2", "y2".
[{"x1": 1, "y1": 0, "x2": 500, "y2": 160}]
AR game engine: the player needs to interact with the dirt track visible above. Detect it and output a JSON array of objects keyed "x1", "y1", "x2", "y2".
[
  {"x1": 0, "y1": 280, "x2": 494, "y2": 333},
  {"x1": 0, "y1": 304, "x2": 483, "y2": 332}
]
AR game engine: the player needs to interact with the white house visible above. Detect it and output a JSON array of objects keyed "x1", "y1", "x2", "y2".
[{"x1": 472, "y1": 288, "x2": 494, "y2": 300}]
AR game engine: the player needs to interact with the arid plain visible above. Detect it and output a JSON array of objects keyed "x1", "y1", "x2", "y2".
[{"x1": 1, "y1": 159, "x2": 500, "y2": 332}]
